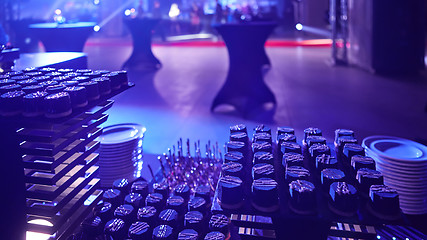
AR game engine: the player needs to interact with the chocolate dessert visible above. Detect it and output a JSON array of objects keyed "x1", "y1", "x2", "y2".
[
  {"x1": 124, "y1": 192, "x2": 143, "y2": 208},
  {"x1": 184, "y1": 211, "x2": 204, "y2": 230},
  {"x1": 218, "y1": 175, "x2": 243, "y2": 209},
  {"x1": 321, "y1": 168, "x2": 345, "y2": 191},
  {"x1": 356, "y1": 168, "x2": 384, "y2": 193},
  {"x1": 252, "y1": 142, "x2": 273, "y2": 153},
  {"x1": 351, "y1": 155, "x2": 376, "y2": 172},
  {"x1": 280, "y1": 142, "x2": 302, "y2": 154},
  {"x1": 285, "y1": 166, "x2": 310, "y2": 182},
  {"x1": 178, "y1": 229, "x2": 199, "y2": 240},
  {"x1": 252, "y1": 163, "x2": 275, "y2": 179},
  {"x1": 277, "y1": 126, "x2": 295, "y2": 136},
  {"x1": 159, "y1": 209, "x2": 179, "y2": 228},
  {"x1": 253, "y1": 151, "x2": 274, "y2": 165},
  {"x1": 152, "y1": 224, "x2": 174, "y2": 240},
  {"x1": 251, "y1": 178, "x2": 279, "y2": 212},
  {"x1": 137, "y1": 206, "x2": 157, "y2": 226},
  {"x1": 0, "y1": 90, "x2": 25, "y2": 116},
  {"x1": 63, "y1": 86, "x2": 88, "y2": 108},
  {"x1": 329, "y1": 182, "x2": 358, "y2": 216},
  {"x1": 79, "y1": 80, "x2": 100, "y2": 101},
  {"x1": 23, "y1": 91, "x2": 48, "y2": 117},
  {"x1": 209, "y1": 214, "x2": 229, "y2": 234},
  {"x1": 104, "y1": 218, "x2": 126, "y2": 239},
  {"x1": 229, "y1": 124, "x2": 247, "y2": 134},
  {"x1": 128, "y1": 221, "x2": 151, "y2": 239},
  {"x1": 289, "y1": 180, "x2": 316, "y2": 214},
  {"x1": 221, "y1": 161, "x2": 243, "y2": 178},
  {"x1": 316, "y1": 154, "x2": 338, "y2": 171},
  {"x1": 282, "y1": 152, "x2": 304, "y2": 167}
]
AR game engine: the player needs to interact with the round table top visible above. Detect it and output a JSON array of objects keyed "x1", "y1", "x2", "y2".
[{"x1": 29, "y1": 22, "x2": 97, "y2": 29}]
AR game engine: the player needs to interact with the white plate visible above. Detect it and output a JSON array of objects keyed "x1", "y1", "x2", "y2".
[
  {"x1": 100, "y1": 140, "x2": 141, "y2": 149},
  {"x1": 99, "y1": 123, "x2": 145, "y2": 145},
  {"x1": 363, "y1": 136, "x2": 427, "y2": 162},
  {"x1": 376, "y1": 162, "x2": 427, "y2": 174},
  {"x1": 383, "y1": 179, "x2": 427, "y2": 190}
]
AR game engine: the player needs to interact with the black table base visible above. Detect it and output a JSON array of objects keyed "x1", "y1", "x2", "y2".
[
  {"x1": 122, "y1": 18, "x2": 161, "y2": 71},
  {"x1": 211, "y1": 22, "x2": 277, "y2": 115}
]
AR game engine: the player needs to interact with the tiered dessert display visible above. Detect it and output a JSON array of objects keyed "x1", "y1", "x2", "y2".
[{"x1": 0, "y1": 67, "x2": 133, "y2": 240}]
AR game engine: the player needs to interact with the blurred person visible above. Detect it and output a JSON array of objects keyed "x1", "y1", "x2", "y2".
[
  {"x1": 190, "y1": 2, "x2": 202, "y2": 33},
  {"x1": 215, "y1": 0, "x2": 223, "y2": 23},
  {"x1": 169, "y1": 3, "x2": 181, "y2": 35}
]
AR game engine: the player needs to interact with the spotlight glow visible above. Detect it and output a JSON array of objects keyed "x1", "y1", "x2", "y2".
[
  {"x1": 54, "y1": 9, "x2": 62, "y2": 15},
  {"x1": 93, "y1": 25, "x2": 100, "y2": 32},
  {"x1": 94, "y1": 0, "x2": 100, "y2": 4},
  {"x1": 124, "y1": 9, "x2": 131, "y2": 16},
  {"x1": 26, "y1": 219, "x2": 53, "y2": 240},
  {"x1": 296, "y1": 23, "x2": 303, "y2": 31}
]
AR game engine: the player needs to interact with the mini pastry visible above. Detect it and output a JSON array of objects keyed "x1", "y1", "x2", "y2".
[
  {"x1": 351, "y1": 155, "x2": 376, "y2": 172},
  {"x1": 158, "y1": 209, "x2": 179, "y2": 228},
  {"x1": 166, "y1": 195, "x2": 185, "y2": 216},
  {"x1": 251, "y1": 178, "x2": 279, "y2": 212},
  {"x1": 209, "y1": 214, "x2": 229, "y2": 234},
  {"x1": 252, "y1": 141, "x2": 272, "y2": 153},
  {"x1": 229, "y1": 124, "x2": 247, "y2": 134},
  {"x1": 184, "y1": 211, "x2": 204, "y2": 230},
  {"x1": 23, "y1": 91, "x2": 48, "y2": 117},
  {"x1": 44, "y1": 92, "x2": 72, "y2": 118},
  {"x1": 64, "y1": 86, "x2": 88, "y2": 108},
  {"x1": 253, "y1": 151, "x2": 274, "y2": 165},
  {"x1": 285, "y1": 166, "x2": 310, "y2": 182},
  {"x1": 289, "y1": 180, "x2": 316, "y2": 215},
  {"x1": 356, "y1": 168, "x2": 384, "y2": 193},
  {"x1": 178, "y1": 229, "x2": 199, "y2": 240},
  {"x1": 321, "y1": 168, "x2": 345, "y2": 191},
  {"x1": 252, "y1": 163, "x2": 275, "y2": 179},
  {"x1": 282, "y1": 152, "x2": 304, "y2": 167},
  {"x1": 218, "y1": 175, "x2": 243, "y2": 209},
  {"x1": 316, "y1": 154, "x2": 338, "y2": 170},
  {"x1": 280, "y1": 142, "x2": 302, "y2": 154},
  {"x1": 104, "y1": 218, "x2": 126, "y2": 239},
  {"x1": 221, "y1": 161, "x2": 243, "y2": 178},
  {"x1": 278, "y1": 133, "x2": 297, "y2": 145},
  {"x1": 124, "y1": 192, "x2": 143, "y2": 208},
  {"x1": 0, "y1": 90, "x2": 25, "y2": 116},
  {"x1": 128, "y1": 221, "x2": 151, "y2": 239},
  {"x1": 152, "y1": 224, "x2": 174, "y2": 240},
  {"x1": 329, "y1": 182, "x2": 358, "y2": 216},
  {"x1": 277, "y1": 126, "x2": 295, "y2": 136},
  {"x1": 137, "y1": 206, "x2": 157, "y2": 226}
]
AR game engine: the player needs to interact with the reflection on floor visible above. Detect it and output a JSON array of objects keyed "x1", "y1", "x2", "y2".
[{"x1": 84, "y1": 39, "x2": 427, "y2": 173}]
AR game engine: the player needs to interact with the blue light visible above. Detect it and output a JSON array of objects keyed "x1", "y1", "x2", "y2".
[
  {"x1": 94, "y1": 0, "x2": 100, "y2": 4},
  {"x1": 93, "y1": 25, "x2": 100, "y2": 32},
  {"x1": 392, "y1": 237, "x2": 396, "y2": 240},
  {"x1": 296, "y1": 23, "x2": 303, "y2": 31},
  {"x1": 377, "y1": 236, "x2": 381, "y2": 239}
]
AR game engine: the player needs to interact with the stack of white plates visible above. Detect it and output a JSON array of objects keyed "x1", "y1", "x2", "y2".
[
  {"x1": 362, "y1": 136, "x2": 427, "y2": 215},
  {"x1": 97, "y1": 123, "x2": 146, "y2": 188}
]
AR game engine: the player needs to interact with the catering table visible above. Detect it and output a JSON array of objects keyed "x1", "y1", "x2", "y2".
[
  {"x1": 14, "y1": 52, "x2": 87, "y2": 70},
  {"x1": 211, "y1": 22, "x2": 277, "y2": 115},
  {"x1": 29, "y1": 22, "x2": 96, "y2": 52},
  {"x1": 122, "y1": 18, "x2": 161, "y2": 70}
]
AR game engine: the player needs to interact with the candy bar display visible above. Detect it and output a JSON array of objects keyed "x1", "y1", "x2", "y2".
[
  {"x1": 209, "y1": 124, "x2": 411, "y2": 240},
  {"x1": 0, "y1": 68, "x2": 133, "y2": 239}
]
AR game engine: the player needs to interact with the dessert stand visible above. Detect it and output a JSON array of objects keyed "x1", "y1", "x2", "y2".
[{"x1": 0, "y1": 73, "x2": 134, "y2": 240}]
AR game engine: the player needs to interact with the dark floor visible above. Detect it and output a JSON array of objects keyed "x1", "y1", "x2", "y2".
[{"x1": 83, "y1": 37, "x2": 427, "y2": 162}]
